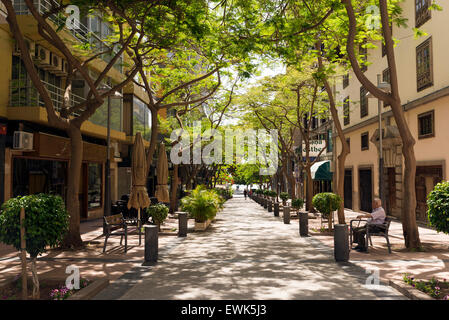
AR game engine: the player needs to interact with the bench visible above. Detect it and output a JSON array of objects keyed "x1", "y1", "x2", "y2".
[
  {"x1": 103, "y1": 213, "x2": 128, "y2": 253},
  {"x1": 350, "y1": 217, "x2": 392, "y2": 253}
]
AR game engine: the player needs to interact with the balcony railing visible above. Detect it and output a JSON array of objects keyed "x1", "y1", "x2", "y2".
[
  {"x1": 9, "y1": 79, "x2": 86, "y2": 116},
  {"x1": 12, "y1": 0, "x2": 123, "y2": 72}
]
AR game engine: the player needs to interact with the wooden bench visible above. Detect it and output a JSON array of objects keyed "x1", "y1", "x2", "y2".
[
  {"x1": 103, "y1": 213, "x2": 128, "y2": 253},
  {"x1": 350, "y1": 217, "x2": 392, "y2": 253}
]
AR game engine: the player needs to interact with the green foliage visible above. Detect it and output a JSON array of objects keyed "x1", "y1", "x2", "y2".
[
  {"x1": 427, "y1": 181, "x2": 449, "y2": 234},
  {"x1": 214, "y1": 188, "x2": 233, "y2": 201},
  {"x1": 403, "y1": 274, "x2": 448, "y2": 299},
  {"x1": 268, "y1": 190, "x2": 277, "y2": 198},
  {"x1": 181, "y1": 185, "x2": 221, "y2": 222},
  {"x1": 291, "y1": 198, "x2": 305, "y2": 209},
  {"x1": 0, "y1": 194, "x2": 69, "y2": 258},
  {"x1": 312, "y1": 193, "x2": 342, "y2": 217},
  {"x1": 146, "y1": 203, "x2": 169, "y2": 225},
  {"x1": 279, "y1": 192, "x2": 290, "y2": 201},
  {"x1": 255, "y1": 189, "x2": 264, "y2": 195}
]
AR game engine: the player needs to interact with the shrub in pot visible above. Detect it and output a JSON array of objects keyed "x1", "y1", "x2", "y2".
[
  {"x1": 0, "y1": 194, "x2": 69, "y2": 299},
  {"x1": 427, "y1": 181, "x2": 449, "y2": 234},
  {"x1": 312, "y1": 193, "x2": 342, "y2": 219},
  {"x1": 280, "y1": 192, "x2": 289, "y2": 206},
  {"x1": 291, "y1": 198, "x2": 305, "y2": 210},
  {"x1": 181, "y1": 185, "x2": 220, "y2": 223},
  {"x1": 146, "y1": 203, "x2": 169, "y2": 231}
]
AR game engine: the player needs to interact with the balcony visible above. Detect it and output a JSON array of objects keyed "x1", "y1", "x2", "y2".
[
  {"x1": 9, "y1": 79, "x2": 85, "y2": 116},
  {"x1": 12, "y1": 0, "x2": 123, "y2": 72}
]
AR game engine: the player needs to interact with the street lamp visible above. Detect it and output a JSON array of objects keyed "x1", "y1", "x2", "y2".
[
  {"x1": 98, "y1": 82, "x2": 123, "y2": 234},
  {"x1": 366, "y1": 74, "x2": 391, "y2": 208}
]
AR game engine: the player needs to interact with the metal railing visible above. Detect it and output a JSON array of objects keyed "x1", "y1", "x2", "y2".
[
  {"x1": 12, "y1": 0, "x2": 123, "y2": 72},
  {"x1": 9, "y1": 78, "x2": 86, "y2": 116}
]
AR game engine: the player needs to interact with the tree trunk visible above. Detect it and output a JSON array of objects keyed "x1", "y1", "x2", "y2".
[
  {"x1": 30, "y1": 256, "x2": 39, "y2": 299},
  {"x1": 63, "y1": 125, "x2": 84, "y2": 248},
  {"x1": 305, "y1": 164, "x2": 314, "y2": 213},
  {"x1": 170, "y1": 164, "x2": 179, "y2": 213}
]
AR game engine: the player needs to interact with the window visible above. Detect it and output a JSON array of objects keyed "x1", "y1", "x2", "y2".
[
  {"x1": 360, "y1": 87, "x2": 368, "y2": 118},
  {"x1": 133, "y1": 96, "x2": 152, "y2": 141},
  {"x1": 343, "y1": 73, "x2": 349, "y2": 89},
  {"x1": 359, "y1": 40, "x2": 368, "y2": 72},
  {"x1": 346, "y1": 138, "x2": 350, "y2": 152},
  {"x1": 418, "y1": 110, "x2": 434, "y2": 139},
  {"x1": 327, "y1": 130, "x2": 333, "y2": 153},
  {"x1": 382, "y1": 68, "x2": 391, "y2": 108},
  {"x1": 416, "y1": 0, "x2": 431, "y2": 28},
  {"x1": 416, "y1": 38, "x2": 433, "y2": 91},
  {"x1": 361, "y1": 132, "x2": 369, "y2": 151},
  {"x1": 88, "y1": 163, "x2": 102, "y2": 209},
  {"x1": 343, "y1": 97, "x2": 350, "y2": 125}
]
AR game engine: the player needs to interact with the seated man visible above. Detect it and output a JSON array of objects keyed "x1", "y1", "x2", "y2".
[{"x1": 353, "y1": 198, "x2": 386, "y2": 252}]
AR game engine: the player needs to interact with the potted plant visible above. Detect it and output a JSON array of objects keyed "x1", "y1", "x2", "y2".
[
  {"x1": 181, "y1": 185, "x2": 220, "y2": 231},
  {"x1": 291, "y1": 198, "x2": 305, "y2": 211},
  {"x1": 312, "y1": 193, "x2": 342, "y2": 230},
  {"x1": 427, "y1": 181, "x2": 449, "y2": 234},
  {"x1": 0, "y1": 194, "x2": 69, "y2": 299},
  {"x1": 146, "y1": 203, "x2": 169, "y2": 231},
  {"x1": 280, "y1": 192, "x2": 289, "y2": 206}
]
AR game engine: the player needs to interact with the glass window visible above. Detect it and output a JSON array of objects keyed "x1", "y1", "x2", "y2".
[
  {"x1": 361, "y1": 132, "x2": 369, "y2": 151},
  {"x1": 416, "y1": 0, "x2": 431, "y2": 27},
  {"x1": 343, "y1": 97, "x2": 350, "y2": 125},
  {"x1": 360, "y1": 87, "x2": 368, "y2": 118},
  {"x1": 416, "y1": 38, "x2": 433, "y2": 92},
  {"x1": 418, "y1": 110, "x2": 434, "y2": 139},
  {"x1": 87, "y1": 163, "x2": 102, "y2": 209},
  {"x1": 133, "y1": 97, "x2": 151, "y2": 141}
]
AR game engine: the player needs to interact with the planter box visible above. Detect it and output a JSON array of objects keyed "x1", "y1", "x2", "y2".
[
  {"x1": 194, "y1": 219, "x2": 212, "y2": 231},
  {"x1": 67, "y1": 279, "x2": 109, "y2": 300}
]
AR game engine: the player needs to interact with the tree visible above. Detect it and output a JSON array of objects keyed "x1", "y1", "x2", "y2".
[
  {"x1": 0, "y1": 194, "x2": 69, "y2": 299},
  {"x1": 342, "y1": 0, "x2": 421, "y2": 248},
  {"x1": 2, "y1": 0, "x2": 141, "y2": 247}
]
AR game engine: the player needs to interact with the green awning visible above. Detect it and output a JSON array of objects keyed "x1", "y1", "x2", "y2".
[{"x1": 310, "y1": 160, "x2": 332, "y2": 181}]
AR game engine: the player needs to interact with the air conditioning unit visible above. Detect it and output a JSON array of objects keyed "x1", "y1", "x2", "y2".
[
  {"x1": 13, "y1": 39, "x2": 35, "y2": 58},
  {"x1": 13, "y1": 131, "x2": 34, "y2": 151},
  {"x1": 45, "y1": 52, "x2": 62, "y2": 72},
  {"x1": 33, "y1": 44, "x2": 51, "y2": 67},
  {"x1": 54, "y1": 58, "x2": 68, "y2": 77}
]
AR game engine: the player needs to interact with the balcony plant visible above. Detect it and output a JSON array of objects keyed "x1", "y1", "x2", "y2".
[
  {"x1": 0, "y1": 194, "x2": 69, "y2": 299},
  {"x1": 146, "y1": 203, "x2": 169, "y2": 231},
  {"x1": 279, "y1": 192, "x2": 290, "y2": 206}
]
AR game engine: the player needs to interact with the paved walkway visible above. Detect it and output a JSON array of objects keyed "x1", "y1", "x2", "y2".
[{"x1": 94, "y1": 195, "x2": 406, "y2": 300}]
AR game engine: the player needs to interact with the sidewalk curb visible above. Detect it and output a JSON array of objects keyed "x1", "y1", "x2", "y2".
[
  {"x1": 388, "y1": 280, "x2": 435, "y2": 300},
  {"x1": 67, "y1": 279, "x2": 109, "y2": 300}
]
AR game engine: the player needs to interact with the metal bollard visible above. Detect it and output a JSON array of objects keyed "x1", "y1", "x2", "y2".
[
  {"x1": 144, "y1": 225, "x2": 158, "y2": 263},
  {"x1": 268, "y1": 200, "x2": 272, "y2": 212},
  {"x1": 177, "y1": 212, "x2": 188, "y2": 237},
  {"x1": 263, "y1": 198, "x2": 268, "y2": 209},
  {"x1": 274, "y1": 202, "x2": 279, "y2": 217},
  {"x1": 283, "y1": 206, "x2": 291, "y2": 224},
  {"x1": 299, "y1": 211, "x2": 308, "y2": 237},
  {"x1": 334, "y1": 224, "x2": 349, "y2": 262}
]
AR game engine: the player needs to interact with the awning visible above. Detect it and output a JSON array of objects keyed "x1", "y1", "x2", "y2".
[{"x1": 310, "y1": 160, "x2": 333, "y2": 181}]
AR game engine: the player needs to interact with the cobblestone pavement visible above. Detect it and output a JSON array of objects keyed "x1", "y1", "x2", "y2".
[{"x1": 94, "y1": 195, "x2": 406, "y2": 300}]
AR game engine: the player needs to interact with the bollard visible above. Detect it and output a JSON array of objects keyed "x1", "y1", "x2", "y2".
[
  {"x1": 263, "y1": 198, "x2": 268, "y2": 209},
  {"x1": 268, "y1": 200, "x2": 272, "y2": 212},
  {"x1": 144, "y1": 225, "x2": 158, "y2": 263},
  {"x1": 299, "y1": 211, "x2": 308, "y2": 237},
  {"x1": 283, "y1": 206, "x2": 291, "y2": 224},
  {"x1": 177, "y1": 212, "x2": 188, "y2": 237},
  {"x1": 334, "y1": 224, "x2": 349, "y2": 262},
  {"x1": 274, "y1": 202, "x2": 280, "y2": 217}
]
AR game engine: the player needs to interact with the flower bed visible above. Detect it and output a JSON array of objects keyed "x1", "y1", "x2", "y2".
[
  {"x1": 0, "y1": 275, "x2": 91, "y2": 300},
  {"x1": 403, "y1": 274, "x2": 449, "y2": 300}
]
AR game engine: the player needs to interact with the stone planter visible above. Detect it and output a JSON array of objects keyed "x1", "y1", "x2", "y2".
[{"x1": 195, "y1": 219, "x2": 212, "y2": 231}]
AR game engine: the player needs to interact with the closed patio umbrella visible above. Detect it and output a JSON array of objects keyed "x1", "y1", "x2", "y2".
[
  {"x1": 155, "y1": 143, "x2": 170, "y2": 203},
  {"x1": 128, "y1": 132, "x2": 150, "y2": 245}
]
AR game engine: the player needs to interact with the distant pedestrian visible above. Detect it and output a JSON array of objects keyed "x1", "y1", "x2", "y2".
[{"x1": 243, "y1": 189, "x2": 248, "y2": 200}]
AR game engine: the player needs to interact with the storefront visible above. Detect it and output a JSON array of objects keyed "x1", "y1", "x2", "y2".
[{"x1": 7, "y1": 132, "x2": 109, "y2": 220}]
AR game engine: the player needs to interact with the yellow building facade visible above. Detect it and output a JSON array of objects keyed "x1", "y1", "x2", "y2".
[{"x1": 335, "y1": 0, "x2": 447, "y2": 222}]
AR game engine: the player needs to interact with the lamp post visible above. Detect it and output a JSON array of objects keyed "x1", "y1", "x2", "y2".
[
  {"x1": 366, "y1": 75, "x2": 391, "y2": 208},
  {"x1": 98, "y1": 82, "x2": 123, "y2": 234}
]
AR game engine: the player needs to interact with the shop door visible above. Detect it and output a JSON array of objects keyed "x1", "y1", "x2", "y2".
[
  {"x1": 415, "y1": 166, "x2": 443, "y2": 222},
  {"x1": 79, "y1": 163, "x2": 88, "y2": 219},
  {"x1": 359, "y1": 168, "x2": 372, "y2": 213},
  {"x1": 387, "y1": 168, "x2": 396, "y2": 215},
  {"x1": 344, "y1": 169, "x2": 353, "y2": 209}
]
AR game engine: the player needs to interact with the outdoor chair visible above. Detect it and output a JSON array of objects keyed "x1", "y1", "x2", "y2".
[
  {"x1": 349, "y1": 217, "x2": 392, "y2": 254},
  {"x1": 103, "y1": 213, "x2": 128, "y2": 253}
]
